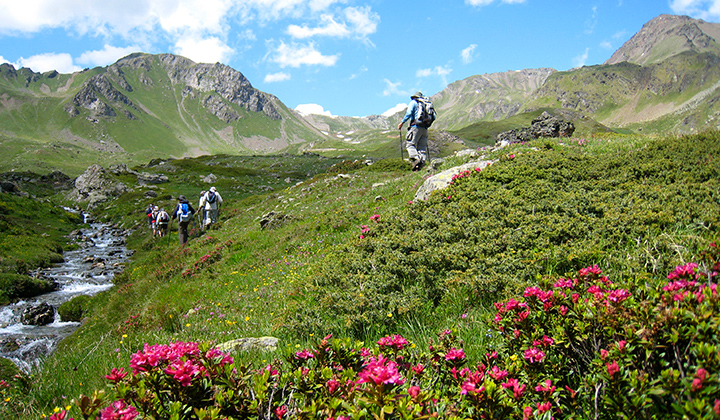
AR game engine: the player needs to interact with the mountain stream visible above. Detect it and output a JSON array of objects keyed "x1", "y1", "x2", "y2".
[{"x1": 0, "y1": 217, "x2": 132, "y2": 372}]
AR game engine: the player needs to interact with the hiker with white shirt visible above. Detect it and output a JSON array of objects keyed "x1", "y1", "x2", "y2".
[{"x1": 198, "y1": 186, "x2": 223, "y2": 228}]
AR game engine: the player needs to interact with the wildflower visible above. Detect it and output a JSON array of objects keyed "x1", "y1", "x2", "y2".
[
  {"x1": 411, "y1": 363, "x2": 425, "y2": 375},
  {"x1": 164, "y1": 359, "x2": 203, "y2": 387},
  {"x1": 460, "y1": 380, "x2": 484, "y2": 395},
  {"x1": 565, "y1": 385, "x2": 578, "y2": 398},
  {"x1": 714, "y1": 399, "x2": 720, "y2": 416},
  {"x1": 489, "y1": 366, "x2": 509, "y2": 381},
  {"x1": 692, "y1": 368, "x2": 708, "y2": 392},
  {"x1": 445, "y1": 348, "x2": 466, "y2": 362},
  {"x1": 537, "y1": 401, "x2": 552, "y2": 414},
  {"x1": 534, "y1": 379, "x2": 556, "y2": 394},
  {"x1": 667, "y1": 263, "x2": 699, "y2": 281},
  {"x1": 326, "y1": 379, "x2": 341, "y2": 394},
  {"x1": 501, "y1": 378, "x2": 526, "y2": 399},
  {"x1": 294, "y1": 349, "x2": 315, "y2": 360},
  {"x1": 606, "y1": 361, "x2": 620, "y2": 378},
  {"x1": 370, "y1": 214, "x2": 380, "y2": 222},
  {"x1": 523, "y1": 406, "x2": 533, "y2": 420},
  {"x1": 274, "y1": 405, "x2": 288, "y2": 419},
  {"x1": 377, "y1": 334, "x2": 409, "y2": 351},
  {"x1": 105, "y1": 367, "x2": 128, "y2": 383},
  {"x1": 99, "y1": 400, "x2": 138, "y2": 420},
  {"x1": 408, "y1": 385, "x2": 421, "y2": 398},
  {"x1": 607, "y1": 288, "x2": 631, "y2": 303},
  {"x1": 357, "y1": 354, "x2": 405, "y2": 386},
  {"x1": 523, "y1": 346, "x2": 545, "y2": 363},
  {"x1": 49, "y1": 411, "x2": 72, "y2": 420}
]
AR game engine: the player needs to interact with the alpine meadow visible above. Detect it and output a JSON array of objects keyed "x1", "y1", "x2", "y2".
[{"x1": 0, "y1": 12, "x2": 720, "y2": 420}]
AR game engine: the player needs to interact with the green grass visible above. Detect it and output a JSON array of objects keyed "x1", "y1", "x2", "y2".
[{"x1": 3, "y1": 131, "x2": 720, "y2": 418}]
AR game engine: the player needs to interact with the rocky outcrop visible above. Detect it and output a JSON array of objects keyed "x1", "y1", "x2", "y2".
[
  {"x1": 68, "y1": 164, "x2": 129, "y2": 209},
  {"x1": 67, "y1": 74, "x2": 137, "y2": 119},
  {"x1": 215, "y1": 337, "x2": 279, "y2": 353},
  {"x1": 414, "y1": 160, "x2": 494, "y2": 201},
  {"x1": 495, "y1": 112, "x2": 575, "y2": 144}
]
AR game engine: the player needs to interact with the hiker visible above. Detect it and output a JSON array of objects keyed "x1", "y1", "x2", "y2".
[
  {"x1": 397, "y1": 91, "x2": 436, "y2": 171},
  {"x1": 171, "y1": 195, "x2": 196, "y2": 245},
  {"x1": 145, "y1": 203, "x2": 155, "y2": 230},
  {"x1": 198, "y1": 191, "x2": 206, "y2": 230},
  {"x1": 155, "y1": 207, "x2": 170, "y2": 238},
  {"x1": 151, "y1": 206, "x2": 160, "y2": 236},
  {"x1": 198, "y1": 186, "x2": 223, "y2": 228}
]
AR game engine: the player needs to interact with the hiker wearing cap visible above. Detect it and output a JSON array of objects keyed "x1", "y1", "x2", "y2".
[
  {"x1": 198, "y1": 187, "x2": 223, "y2": 229},
  {"x1": 151, "y1": 206, "x2": 160, "y2": 237},
  {"x1": 171, "y1": 195, "x2": 196, "y2": 245},
  {"x1": 397, "y1": 91, "x2": 436, "y2": 171}
]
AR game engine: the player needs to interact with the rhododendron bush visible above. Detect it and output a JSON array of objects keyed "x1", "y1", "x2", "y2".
[{"x1": 52, "y1": 243, "x2": 720, "y2": 419}]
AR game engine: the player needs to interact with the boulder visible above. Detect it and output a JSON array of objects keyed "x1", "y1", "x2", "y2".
[
  {"x1": 496, "y1": 111, "x2": 575, "y2": 145},
  {"x1": 68, "y1": 164, "x2": 129, "y2": 209},
  {"x1": 259, "y1": 211, "x2": 293, "y2": 229},
  {"x1": 215, "y1": 337, "x2": 279, "y2": 353},
  {"x1": 414, "y1": 160, "x2": 494, "y2": 202},
  {"x1": 22, "y1": 303, "x2": 55, "y2": 326}
]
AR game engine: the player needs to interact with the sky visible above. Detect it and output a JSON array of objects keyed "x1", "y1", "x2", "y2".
[{"x1": 1, "y1": 0, "x2": 719, "y2": 118}]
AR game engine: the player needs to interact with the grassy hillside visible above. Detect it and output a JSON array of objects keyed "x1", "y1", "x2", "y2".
[{"x1": 2, "y1": 131, "x2": 719, "y2": 418}]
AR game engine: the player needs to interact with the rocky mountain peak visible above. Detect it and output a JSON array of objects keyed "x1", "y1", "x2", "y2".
[{"x1": 605, "y1": 14, "x2": 720, "y2": 66}]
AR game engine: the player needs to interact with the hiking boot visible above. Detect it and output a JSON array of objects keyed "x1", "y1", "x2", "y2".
[{"x1": 412, "y1": 158, "x2": 424, "y2": 171}]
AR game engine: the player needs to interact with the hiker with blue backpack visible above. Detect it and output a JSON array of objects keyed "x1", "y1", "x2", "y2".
[
  {"x1": 171, "y1": 195, "x2": 196, "y2": 245},
  {"x1": 198, "y1": 186, "x2": 223, "y2": 229},
  {"x1": 397, "y1": 91, "x2": 436, "y2": 171}
]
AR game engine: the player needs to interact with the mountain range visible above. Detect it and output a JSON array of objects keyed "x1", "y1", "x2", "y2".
[{"x1": 1, "y1": 13, "x2": 719, "y2": 176}]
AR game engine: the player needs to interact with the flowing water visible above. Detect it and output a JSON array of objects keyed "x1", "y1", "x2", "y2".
[{"x1": 0, "y1": 218, "x2": 132, "y2": 372}]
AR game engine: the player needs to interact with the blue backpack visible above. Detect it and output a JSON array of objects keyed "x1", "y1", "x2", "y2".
[{"x1": 178, "y1": 203, "x2": 192, "y2": 222}]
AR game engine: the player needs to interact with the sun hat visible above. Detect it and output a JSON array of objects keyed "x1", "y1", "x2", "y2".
[
  {"x1": 210, "y1": 187, "x2": 217, "y2": 192},
  {"x1": 411, "y1": 91, "x2": 424, "y2": 99}
]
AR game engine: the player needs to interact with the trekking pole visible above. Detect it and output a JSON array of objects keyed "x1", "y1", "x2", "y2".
[{"x1": 399, "y1": 128, "x2": 404, "y2": 161}]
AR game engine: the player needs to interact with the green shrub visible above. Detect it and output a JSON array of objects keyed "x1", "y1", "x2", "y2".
[
  {"x1": 58, "y1": 295, "x2": 93, "y2": 322},
  {"x1": 0, "y1": 273, "x2": 56, "y2": 305}
]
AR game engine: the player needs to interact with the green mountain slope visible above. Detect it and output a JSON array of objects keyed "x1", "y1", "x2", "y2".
[{"x1": 0, "y1": 54, "x2": 329, "y2": 176}]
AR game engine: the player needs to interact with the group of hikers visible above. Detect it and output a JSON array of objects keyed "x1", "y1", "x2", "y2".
[{"x1": 146, "y1": 186, "x2": 224, "y2": 245}]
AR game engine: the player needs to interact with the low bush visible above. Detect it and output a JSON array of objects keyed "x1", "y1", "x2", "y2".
[
  {"x1": 58, "y1": 295, "x2": 93, "y2": 322},
  {"x1": 38, "y1": 243, "x2": 720, "y2": 419},
  {"x1": 0, "y1": 273, "x2": 56, "y2": 305}
]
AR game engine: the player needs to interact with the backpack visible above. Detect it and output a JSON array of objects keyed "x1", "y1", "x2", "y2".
[
  {"x1": 206, "y1": 191, "x2": 217, "y2": 203},
  {"x1": 158, "y1": 211, "x2": 169, "y2": 223},
  {"x1": 178, "y1": 203, "x2": 192, "y2": 222},
  {"x1": 414, "y1": 97, "x2": 437, "y2": 128}
]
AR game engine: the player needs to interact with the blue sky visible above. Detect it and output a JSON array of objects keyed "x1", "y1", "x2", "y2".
[{"x1": 1, "y1": 0, "x2": 719, "y2": 118}]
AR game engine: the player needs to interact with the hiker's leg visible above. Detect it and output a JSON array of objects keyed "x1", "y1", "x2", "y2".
[
  {"x1": 416, "y1": 127, "x2": 429, "y2": 163},
  {"x1": 405, "y1": 127, "x2": 420, "y2": 160}
]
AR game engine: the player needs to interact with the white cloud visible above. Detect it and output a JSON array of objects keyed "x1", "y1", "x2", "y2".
[
  {"x1": 416, "y1": 65, "x2": 452, "y2": 86},
  {"x1": 585, "y1": 6, "x2": 598, "y2": 35},
  {"x1": 573, "y1": 48, "x2": 590, "y2": 68},
  {"x1": 264, "y1": 72, "x2": 291, "y2": 82},
  {"x1": 15, "y1": 53, "x2": 82, "y2": 73},
  {"x1": 382, "y1": 103, "x2": 407, "y2": 117},
  {"x1": 382, "y1": 79, "x2": 407, "y2": 97},
  {"x1": 345, "y1": 6, "x2": 379, "y2": 40},
  {"x1": 77, "y1": 44, "x2": 141, "y2": 68},
  {"x1": 295, "y1": 103, "x2": 334, "y2": 116},
  {"x1": 270, "y1": 41, "x2": 339, "y2": 68},
  {"x1": 461, "y1": 44, "x2": 477, "y2": 64},
  {"x1": 670, "y1": 0, "x2": 720, "y2": 21},
  {"x1": 174, "y1": 36, "x2": 234, "y2": 64},
  {"x1": 287, "y1": 14, "x2": 350, "y2": 38},
  {"x1": 600, "y1": 41, "x2": 613, "y2": 50}
]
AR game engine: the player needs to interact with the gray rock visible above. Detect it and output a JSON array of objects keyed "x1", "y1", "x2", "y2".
[
  {"x1": 215, "y1": 337, "x2": 279, "y2": 353},
  {"x1": 496, "y1": 111, "x2": 575, "y2": 144},
  {"x1": 414, "y1": 160, "x2": 494, "y2": 201},
  {"x1": 22, "y1": 303, "x2": 55, "y2": 326}
]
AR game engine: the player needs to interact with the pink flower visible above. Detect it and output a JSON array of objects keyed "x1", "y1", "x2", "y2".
[
  {"x1": 607, "y1": 288, "x2": 631, "y2": 303},
  {"x1": 501, "y1": 378, "x2": 526, "y2": 399},
  {"x1": 489, "y1": 366, "x2": 509, "y2": 381},
  {"x1": 445, "y1": 348, "x2": 466, "y2": 362},
  {"x1": 534, "y1": 379, "x2": 556, "y2": 394},
  {"x1": 370, "y1": 214, "x2": 380, "y2": 222},
  {"x1": 164, "y1": 359, "x2": 203, "y2": 387},
  {"x1": 537, "y1": 401, "x2": 552, "y2": 413},
  {"x1": 523, "y1": 406, "x2": 533, "y2": 420},
  {"x1": 692, "y1": 368, "x2": 708, "y2": 392},
  {"x1": 565, "y1": 385, "x2": 577, "y2": 398},
  {"x1": 579, "y1": 265, "x2": 602, "y2": 278},
  {"x1": 606, "y1": 361, "x2": 619, "y2": 378},
  {"x1": 600, "y1": 349, "x2": 608, "y2": 360},
  {"x1": 49, "y1": 411, "x2": 73, "y2": 420},
  {"x1": 294, "y1": 349, "x2": 315, "y2": 360},
  {"x1": 667, "y1": 263, "x2": 699, "y2": 281},
  {"x1": 274, "y1": 405, "x2": 287, "y2": 419},
  {"x1": 408, "y1": 385, "x2": 421, "y2": 399},
  {"x1": 105, "y1": 367, "x2": 128, "y2": 383},
  {"x1": 460, "y1": 380, "x2": 484, "y2": 395},
  {"x1": 714, "y1": 399, "x2": 720, "y2": 415},
  {"x1": 357, "y1": 354, "x2": 405, "y2": 386},
  {"x1": 100, "y1": 400, "x2": 138, "y2": 420},
  {"x1": 327, "y1": 379, "x2": 341, "y2": 394},
  {"x1": 377, "y1": 334, "x2": 409, "y2": 351},
  {"x1": 411, "y1": 364, "x2": 425, "y2": 375},
  {"x1": 617, "y1": 340, "x2": 627, "y2": 351},
  {"x1": 523, "y1": 346, "x2": 545, "y2": 363}
]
